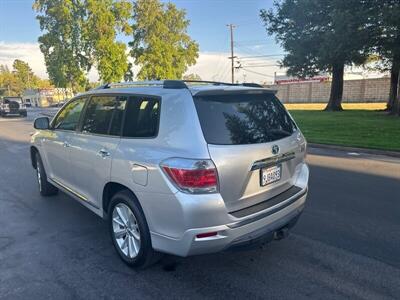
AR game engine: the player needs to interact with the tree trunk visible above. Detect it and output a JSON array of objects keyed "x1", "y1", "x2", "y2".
[
  {"x1": 387, "y1": 59, "x2": 400, "y2": 112},
  {"x1": 393, "y1": 86, "x2": 400, "y2": 116},
  {"x1": 325, "y1": 63, "x2": 344, "y2": 111}
]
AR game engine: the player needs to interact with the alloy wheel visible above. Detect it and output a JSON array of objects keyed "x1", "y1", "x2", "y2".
[{"x1": 112, "y1": 203, "x2": 141, "y2": 259}]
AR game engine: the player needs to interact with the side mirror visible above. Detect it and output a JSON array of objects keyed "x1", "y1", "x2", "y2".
[{"x1": 34, "y1": 117, "x2": 50, "y2": 130}]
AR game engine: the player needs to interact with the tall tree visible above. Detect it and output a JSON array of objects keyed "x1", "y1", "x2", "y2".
[
  {"x1": 13, "y1": 60, "x2": 35, "y2": 89},
  {"x1": 12, "y1": 59, "x2": 46, "y2": 94},
  {"x1": 34, "y1": 0, "x2": 90, "y2": 92},
  {"x1": 34, "y1": 0, "x2": 131, "y2": 89},
  {"x1": 84, "y1": 0, "x2": 132, "y2": 83},
  {"x1": 0, "y1": 65, "x2": 18, "y2": 96},
  {"x1": 374, "y1": 0, "x2": 400, "y2": 115},
  {"x1": 0, "y1": 62, "x2": 52, "y2": 96},
  {"x1": 130, "y1": 0, "x2": 199, "y2": 80},
  {"x1": 261, "y1": 0, "x2": 375, "y2": 111}
]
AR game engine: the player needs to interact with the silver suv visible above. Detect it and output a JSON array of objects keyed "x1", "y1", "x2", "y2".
[{"x1": 31, "y1": 80, "x2": 309, "y2": 268}]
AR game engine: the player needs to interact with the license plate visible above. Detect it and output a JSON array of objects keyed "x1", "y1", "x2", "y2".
[{"x1": 260, "y1": 165, "x2": 282, "y2": 186}]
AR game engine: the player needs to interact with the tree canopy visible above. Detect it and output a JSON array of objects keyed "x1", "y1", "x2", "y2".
[
  {"x1": 130, "y1": 0, "x2": 199, "y2": 80},
  {"x1": 261, "y1": 0, "x2": 375, "y2": 111},
  {"x1": 34, "y1": 0, "x2": 132, "y2": 91},
  {"x1": 34, "y1": 0, "x2": 89, "y2": 92},
  {"x1": 0, "y1": 60, "x2": 52, "y2": 96},
  {"x1": 84, "y1": 0, "x2": 132, "y2": 83},
  {"x1": 373, "y1": 0, "x2": 400, "y2": 114}
]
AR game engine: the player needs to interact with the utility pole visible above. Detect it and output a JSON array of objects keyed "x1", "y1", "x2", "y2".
[{"x1": 227, "y1": 24, "x2": 236, "y2": 84}]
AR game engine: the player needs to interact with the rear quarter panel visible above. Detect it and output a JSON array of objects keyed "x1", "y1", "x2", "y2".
[{"x1": 110, "y1": 90, "x2": 211, "y2": 232}]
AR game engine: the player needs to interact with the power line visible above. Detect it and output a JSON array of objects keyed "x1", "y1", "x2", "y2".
[
  {"x1": 239, "y1": 64, "x2": 280, "y2": 68},
  {"x1": 241, "y1": 68, "x2": 275, "y2": 78},
  {"x1": 238, "y1": 54, "x2": 284, "y2": 59},
  {"x1": 235, "y1": 44, "x2": 267, "y2": 57}
]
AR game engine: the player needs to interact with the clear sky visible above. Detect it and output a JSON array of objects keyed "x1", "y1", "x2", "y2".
[{"x1": 0, "y1": 0, "x2": 284, "y2": 83}]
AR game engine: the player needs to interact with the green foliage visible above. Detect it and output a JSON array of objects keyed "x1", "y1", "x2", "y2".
[
  {"x1": 130, "y1": 0, "x2": 199, "y2": 80},
  {"x1": 374, "y1": 0, "x2": 400, "y2": 65},
  {"x1": 260, "y1": 0, "x2": 376, "y2": 110},
  {"x1": 260, "y1": 0, "x2": 374, "y2": 77},
  {"x1": 34, "y1": 0, "x2": 132, "y2": 90},
  {"x1": 373, "y1": 0, "x2": 400, "y2": 114},
  {"x1": 85, "y1": 0, "x2": 132, "y2": 83},
  {"x1": 34, "y1": 0, "x2": 89, "y2": 92},
  {"x1": 0, "y1": 65, "x2": 18, "y2": 96},
  {"x1": 124, "y1": 62, "x2": 134, "y2": 82},
  {"x1": 0, "y1": 60, "x2": 53, "y2": 96},
  {"x1": 12, "y1": 59, "x2": 41, "y2": 93}
]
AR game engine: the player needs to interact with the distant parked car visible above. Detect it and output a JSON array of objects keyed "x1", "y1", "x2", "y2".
[
  {"x1": 0, "y1": 97, "x2": 27, "y2": 117},
  {"x1": 30, "y1": 80, "x2": 309, "y2": 268},
  {"x1": 24, "y1": 99, "x2": 32, "y2": 107}
]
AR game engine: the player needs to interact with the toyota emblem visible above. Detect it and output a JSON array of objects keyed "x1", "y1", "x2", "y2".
[{"x1": 272, "y1": 145, "x2": 280, "y2": 155}]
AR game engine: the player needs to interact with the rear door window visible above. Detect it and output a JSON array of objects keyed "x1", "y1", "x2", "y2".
[
  {"x1": 122, "y1": 96, "x2": 160, "y2": 138},
  {"x1": 109, "y1": 97, "x2": 127, "y2": 136},
  {"x1": 82, "y1": 96, "x2": 116, "y2": 135},
  {"x1": 194, "y1": 92, "x2": 296, "y2": 145}
]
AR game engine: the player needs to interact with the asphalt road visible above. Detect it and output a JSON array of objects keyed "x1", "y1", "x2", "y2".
[{"x1": 0, "y1": 110, "x2": 399, "y2": 299}]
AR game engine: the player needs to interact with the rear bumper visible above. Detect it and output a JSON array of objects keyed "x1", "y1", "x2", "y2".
[
  {"x1": 1, "y1": 109, "x2": 26, "y2": 116},
  {"x1": 150, "y1": 164, "x2": 309, "y2": 257},
  {"x1": 151, "y1": 192, "x2": 306, "y2": 257}
]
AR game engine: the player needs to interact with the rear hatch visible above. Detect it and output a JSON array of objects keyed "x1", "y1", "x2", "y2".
[{"x1": 193, "y1": 89, "x2": 305, "y2": 213}]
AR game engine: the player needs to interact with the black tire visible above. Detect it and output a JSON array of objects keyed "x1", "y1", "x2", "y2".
[
  {"x1": 35, "y1": 152, "x2": 58, "y2": 196},
  {"x1": 20, "y1": 112, "x2": 27, "y2": 117},
  {"x1": 108, "y1": 190, "x2": 162, "y2": 269}
]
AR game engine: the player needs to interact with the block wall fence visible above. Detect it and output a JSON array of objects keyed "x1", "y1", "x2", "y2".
[{"x1": 267, "y1": 77, "x2": 390, "y2": 103}]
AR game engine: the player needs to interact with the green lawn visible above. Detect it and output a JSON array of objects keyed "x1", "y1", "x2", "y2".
[{"x1": 289, "y1": 110, "x2": 400, "y2": 152}]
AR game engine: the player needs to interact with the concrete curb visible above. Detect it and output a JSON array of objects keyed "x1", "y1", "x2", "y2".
[{"x1": 309, "y1": 143, "x2": 400, "y2": 158}]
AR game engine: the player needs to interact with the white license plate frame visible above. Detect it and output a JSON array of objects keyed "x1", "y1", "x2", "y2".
[{"x1": 260, "y1": 164, "x2": 282, "y2": 186}]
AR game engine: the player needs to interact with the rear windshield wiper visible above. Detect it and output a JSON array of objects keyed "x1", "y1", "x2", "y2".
[{"x1": 269, "y1": 129, "x2": 293, "y2": 137}]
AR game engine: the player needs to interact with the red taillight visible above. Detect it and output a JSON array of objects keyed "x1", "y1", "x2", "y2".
[
  {"x1": 163, "y1": 167, "x2": 217, "y2": 188},
  {"x1": 161, "y1": 158, "x2": 218, "y2": 194}
]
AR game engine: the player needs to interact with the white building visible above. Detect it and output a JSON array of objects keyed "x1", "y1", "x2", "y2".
[{"x1": 23, "y1": 88, "x2": 74, "y2": 107}]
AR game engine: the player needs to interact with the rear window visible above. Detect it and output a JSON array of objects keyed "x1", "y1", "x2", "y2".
[{"x1": 194, "y1": 92, "x2": 296, "y2": 145}]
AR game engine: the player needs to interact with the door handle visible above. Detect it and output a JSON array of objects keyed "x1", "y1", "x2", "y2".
[
  {"x1": 63, "y1": 141, "x2": 71, "y2": 148},
  {"x1": 98, "y1": 149, "x2": 110, "y2": 158}
]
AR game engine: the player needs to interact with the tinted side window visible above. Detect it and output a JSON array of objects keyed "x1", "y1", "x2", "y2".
[
  {"x1": 109, "y1": 97, "x2": 127, "y2": 136},
  {"x1": 82, "y1": 96, "x2": 116, "y2": 135},
  {"x1": 53, "y1": 98, "x2": 86, "y2": 131},
  {"x1": 122, "y1": 96, "x2": 160, "y2": 138}
]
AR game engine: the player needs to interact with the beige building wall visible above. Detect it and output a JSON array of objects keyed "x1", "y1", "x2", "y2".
[{"x1": 269, "y1": 77, "x2": 390, "y2": 103}]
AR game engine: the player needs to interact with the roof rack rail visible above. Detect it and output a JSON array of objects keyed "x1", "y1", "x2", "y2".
[
  {"x1": 183, "y1": 80, "x2": 264, "y2": 88},
  {"x1": 182, "y1": 80, "x2": 236, "y2": 86},
  {"x1": 93, "y1": 80, "x2": 265, "y2": 90}
]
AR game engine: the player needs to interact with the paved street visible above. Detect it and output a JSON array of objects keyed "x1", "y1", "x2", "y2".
[{"x1": 0, "y1": 110, "x2": 399, "y2": 299}]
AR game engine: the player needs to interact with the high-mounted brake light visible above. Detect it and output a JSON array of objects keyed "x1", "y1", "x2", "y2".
[{"x1": 161, "y1": 158, "x2": 218, "y2": 194}]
